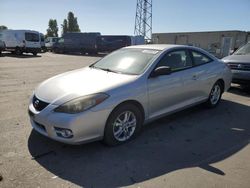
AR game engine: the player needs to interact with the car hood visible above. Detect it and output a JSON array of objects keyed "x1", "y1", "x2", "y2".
[
  {"x1": 222, "y1": 54, "x2": 250, "y2": 63},
  {"x1": 35, "y1": 67, "x2": 138, "y2": 104}
]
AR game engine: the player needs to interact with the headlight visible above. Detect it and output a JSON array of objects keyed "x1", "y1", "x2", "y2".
[{"x1": 54, "y1": 93, "x2": 109, "y2": 114}]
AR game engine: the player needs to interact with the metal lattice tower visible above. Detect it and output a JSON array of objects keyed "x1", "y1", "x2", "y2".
[{"x1": 134, "y1": 0, "x2": 152, "y2": 43}]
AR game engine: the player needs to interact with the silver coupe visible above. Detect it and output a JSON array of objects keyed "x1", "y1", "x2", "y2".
[{"x1": 28, "y1": 45, "x2": 232, "y2": 145}]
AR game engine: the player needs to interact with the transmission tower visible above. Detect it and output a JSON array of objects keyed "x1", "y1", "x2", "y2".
[{"x1": 134, "y1": 0, "x2": 152, "y2": 43}]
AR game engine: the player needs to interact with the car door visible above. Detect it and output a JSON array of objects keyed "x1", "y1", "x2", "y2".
[
  {"x1": 147, "y1": 49, "x2": 194, "y2": 119},
  {"x1": 185, "y1": 50, "x2": 215, "y2": 99}
]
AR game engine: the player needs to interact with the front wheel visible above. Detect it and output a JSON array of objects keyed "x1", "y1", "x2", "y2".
[
  {"x1": 206, "y1": 81, "x2": 223, "y2": 108},
  {"x1": 103, "y1": 104, "x2": 143, "y2": 146}
]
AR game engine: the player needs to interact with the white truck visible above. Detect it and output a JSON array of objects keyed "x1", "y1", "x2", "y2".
[
  {"x1": 0, "y1": 30, "x2": 41, "y2": 56},
  {"x1": 45, "y1": 37, "x2": 59, "y2": 51}
]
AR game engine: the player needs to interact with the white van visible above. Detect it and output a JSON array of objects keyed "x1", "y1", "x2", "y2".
[{"x1": 0, "y1": 30, "x2": 41, "y2": 55}]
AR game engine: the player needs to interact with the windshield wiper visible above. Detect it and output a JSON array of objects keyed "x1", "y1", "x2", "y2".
[
  {"x1": 99, "y1": 68, "x2": 120, "y2": 73},
  {"x1": 90, "y1": 65, "x2": 120, "y2": 73}
]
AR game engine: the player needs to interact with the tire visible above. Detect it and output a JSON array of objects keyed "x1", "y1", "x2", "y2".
[
  {"x1": 53, "y1": 48, "x2": 59, "y2": 53},
  {"x1": 103, "y1": 104, "x2": 143, "y2": 146},
  {"x1": 15, "y1": 47, "x2": 22, "y2": 55},
  {"x1": 205, "y1": 81, "x2": 223, "y2": 108}
]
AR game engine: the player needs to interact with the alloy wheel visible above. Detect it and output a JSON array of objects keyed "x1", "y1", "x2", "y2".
[{"x1": 113, "y1": 111, "x2": 137, "y2": 142}]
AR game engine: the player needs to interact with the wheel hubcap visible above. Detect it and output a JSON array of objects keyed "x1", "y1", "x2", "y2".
[
  {"x1": 210, "y1": 84, "x2": 221, "y2": 105},
  {"x1": 113, "y1": 111, "x2": 137, "y2": 142}
]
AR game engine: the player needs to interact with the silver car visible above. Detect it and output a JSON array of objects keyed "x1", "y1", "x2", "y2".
[
  {"x1": 222, "y1": 42, "x2": 250, "y2": 87},
  {"x1": 28, "y1": 45, "x2": 232, "y2": 146}
]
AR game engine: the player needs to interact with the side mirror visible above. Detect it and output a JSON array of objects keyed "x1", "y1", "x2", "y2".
[{"x1": 150, "y1": 66, "x2": 171, "y2": 78}]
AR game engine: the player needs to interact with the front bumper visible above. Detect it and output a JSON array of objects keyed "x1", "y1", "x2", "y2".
[
  {"x1": 28, "y1": 102, "x2": 112, "y2": 144},
  {"x1": 231, "y1": 69, "x2": 250, "y2": 85}
]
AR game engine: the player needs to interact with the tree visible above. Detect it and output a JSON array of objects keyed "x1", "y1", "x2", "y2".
[
  {"x1": 61, "y1": 11, "x2": 81, "y2": 35},
  {"x1": 0, "y1": 25, "x2": 8, "y2": 30},
  {"x1": 46, "y1": 19, "x2": 58, "y2": 37},
  {"x1": 61, "y1": 19, "x2": 68, "y2": 35}
]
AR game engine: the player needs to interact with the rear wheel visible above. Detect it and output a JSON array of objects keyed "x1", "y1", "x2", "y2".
[
  {"x1": 206, "y1": 81, "x2": 223, "y2": 108},
  {"x1": 15, "y1": 47, "x2": 22, "y2": 55},
  {"x1": 104, "y1": 104, "x2": 143, "y2": 146}
]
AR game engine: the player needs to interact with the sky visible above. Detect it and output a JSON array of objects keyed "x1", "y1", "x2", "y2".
[{"x1": 0, "y1": 0, "x2": 249, "y2": 36}]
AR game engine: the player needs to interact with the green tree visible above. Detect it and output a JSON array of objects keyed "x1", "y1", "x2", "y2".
[
  {"x1": 46, "y1": 19, "x2": 58, "y2": 37},
  {"x1": 0, "y1": 25, "x2": 8, "y2": 30},
  {"x1": 61, "y1": 11, "x2": 81, "y2": 35},
  {"x1": 73, "y1": 17, "x2": 80, "y2": 32},
  {"x1": 61, "y1": 19, "x2": 68, "y2": 35}
]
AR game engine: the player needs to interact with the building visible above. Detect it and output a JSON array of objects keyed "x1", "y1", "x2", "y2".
[{"x1": 152, "y1": 30, "x2": 250, "y2": 58}]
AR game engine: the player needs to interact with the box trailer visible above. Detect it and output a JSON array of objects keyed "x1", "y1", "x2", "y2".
[
  {"x1": 52, "y1": 32, "x2": 100, "y2": 54},
  {"x1": 97, "y1": 35, "x2": 145, "y2": 53}
]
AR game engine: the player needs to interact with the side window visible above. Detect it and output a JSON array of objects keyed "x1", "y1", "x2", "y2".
[
  {"x1": 191, "y1": 51, "x2": 212, "y2": 66},
  {"x1": 25, "y1": 33, "x2": 39, "y2": 42},
  {"x1": 157, "y1": 50, "x2": 192, "y2": 71}
]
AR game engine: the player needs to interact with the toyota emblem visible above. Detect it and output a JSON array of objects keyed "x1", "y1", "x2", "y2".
[{"x1": 34, "y1": 99, "x2": 39, "y2": 108}]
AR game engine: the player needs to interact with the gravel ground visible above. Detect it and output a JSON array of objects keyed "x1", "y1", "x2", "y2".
[{"x1": 0, "y1": 52, "x2": 250, "y2": 188}]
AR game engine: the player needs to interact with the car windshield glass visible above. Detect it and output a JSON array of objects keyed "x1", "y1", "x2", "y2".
[
  {"x1": 52, "y1": 38, "x2": 58, "y2": 42},
  {"x1": 91, "y1": 48, "x2": 160, "y2": 75},
  {"x1": 234, "y1": 43, "x2": 250, "y2": 55}
]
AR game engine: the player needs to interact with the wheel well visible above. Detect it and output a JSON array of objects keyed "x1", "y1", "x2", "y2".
[
  {"x1": 111, "y1": 100, "x2": 145, "y2": 121},
  {"x1": 217, "y1": 79, "x2": 225, "y2": 92}
]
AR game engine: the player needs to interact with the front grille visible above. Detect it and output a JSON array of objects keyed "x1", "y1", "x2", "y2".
[
  {"x1": 32, "y1": 95, "x2": 49, "y2": 111},
  {"x1": 227, "y1": 63, "x2": 250, "y2": 71}
]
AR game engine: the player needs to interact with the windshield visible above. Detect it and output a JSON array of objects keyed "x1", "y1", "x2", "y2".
[
  {"x1": 91, "y1": 48, "x2": 160, "y2": 75},
  {"x1": 234, "y1": 43, "x2": 250, "y2": 55}
]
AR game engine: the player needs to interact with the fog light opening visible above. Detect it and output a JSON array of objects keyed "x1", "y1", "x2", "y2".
[{"x1": 54, "y1": 127, "x2": 73, "y2": 138}]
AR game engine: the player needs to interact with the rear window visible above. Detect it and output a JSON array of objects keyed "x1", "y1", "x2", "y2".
[
  {"x1": 52, "y1": 38, "x2": 58, "y2": 42},
  {"x1": 25, "y1": 32, "x2": 39, "y2": 42},
  {"x1": 191, "y1": 51, "x2": 212, "y2": 66}
]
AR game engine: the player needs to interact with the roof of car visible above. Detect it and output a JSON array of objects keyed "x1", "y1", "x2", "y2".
[{"x1": 125, "y1": 44, "x2": 187, "y2": 51}]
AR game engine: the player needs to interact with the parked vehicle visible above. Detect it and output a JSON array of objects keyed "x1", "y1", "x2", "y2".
[
  {"x1": 0, "y1": 30, "x2": 41, "y2": 56},
  {"x1": 222, "y1": 42, "x2": 250, "y2": 87},
  {"x1": 45, "y1": 37, "x2": 59, "y2": 51},
  {"x1": 131, "y1": 35, "x2": 145, "y2": 45},
  {"x1": 40, "y1": 33, "x2": 46, "y2": 52},
  {"x1": 52, "y1": 32, "x2": 100, "y2": 54},
  {"x1": 28, "y1": 44, "x2": 232, "y2": 146},
  {"x1": 0, "y1": 40, "x2": 5, "y2": 55},
  {"x1": 97, "y1": 35, "x2": 144, "y2": 52}
]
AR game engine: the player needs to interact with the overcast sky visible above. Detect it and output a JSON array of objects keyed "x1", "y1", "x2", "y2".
[{"x1": 0, "y1": 0, "x2": 249, "y2": 36}]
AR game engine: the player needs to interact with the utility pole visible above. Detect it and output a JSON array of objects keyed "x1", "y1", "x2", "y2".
[{"x1": 134, "y1": 0, "x2": 152, "y2": 43}]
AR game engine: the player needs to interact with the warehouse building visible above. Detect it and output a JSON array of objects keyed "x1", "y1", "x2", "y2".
[{"x1": 152, "y1": 30, "x2": 250, "y2": 58}]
